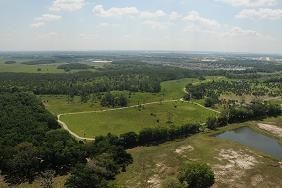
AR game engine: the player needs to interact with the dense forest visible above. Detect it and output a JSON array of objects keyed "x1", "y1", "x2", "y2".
[{"x1": 0, "y1": 92, "x2": 86, "y2": 184}]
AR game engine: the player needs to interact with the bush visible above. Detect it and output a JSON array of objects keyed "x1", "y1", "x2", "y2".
[{"x1": 178, "y1": 162, "x2": 214, "y2": 188}]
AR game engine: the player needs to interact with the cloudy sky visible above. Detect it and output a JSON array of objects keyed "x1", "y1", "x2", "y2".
[{"x1": 0, "y1": 0, "x2": 282, "y2": 53}]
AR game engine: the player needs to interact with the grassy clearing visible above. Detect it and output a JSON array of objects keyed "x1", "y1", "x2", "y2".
[
  {"x1": 0, "y1": 60, "x2": 65, "y2": 73},
  {"x1": 41, "y1": 77, "x2": 223, "y2": 115},
  {"x1": 0, "y1": 60, "x2": 105, "y2": 73},
  {"x1": 60, "y1": 101, "x2": 217, "y2": 137},
  {"x1": 116, "y1": 117, "x2": 282, "y2": 188},
  {"x1": 41, "y1": 78, "x2": 198, "y2": 115},
  {"x1": 41, "y1": 95, "x2": 108, "y2": 115}
]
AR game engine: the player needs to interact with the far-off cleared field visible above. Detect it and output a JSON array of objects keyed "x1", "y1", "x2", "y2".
[{"x1": 60, "y1": 101, "x2": 217, "y2": 137}]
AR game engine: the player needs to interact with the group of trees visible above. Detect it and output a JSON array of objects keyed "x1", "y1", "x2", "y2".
[
  {"x1": 66, "y1": 134, "x2": 133, "y2": 188},
  {"x1": 100, "y1": 93, "x2": 128, "y2": 107},
  {"x1": 207, "y1": 101, "x2": 281, "y2": 130},
  {"x1": 0, "y1": 92, "x2": 86, "y2": 185},
  {"x1": 187, "y1": 79, "x2": 282, "y2": 99},
  {"x1": 57, "y1": 63, "x2": 92, "y2": 72}
]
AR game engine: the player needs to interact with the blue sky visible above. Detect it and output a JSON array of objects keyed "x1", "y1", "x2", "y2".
[{"x1": 0, "y1": 0, "x2": 282, "y2": 53}]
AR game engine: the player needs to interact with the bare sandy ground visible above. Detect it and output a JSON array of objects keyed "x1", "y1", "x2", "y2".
[
  {"x1": 213, "y1": 149, "x2": 258, "y2": 186},
  {"x1": 257, "y1": 123, "x2": 282, "y2": 138}
]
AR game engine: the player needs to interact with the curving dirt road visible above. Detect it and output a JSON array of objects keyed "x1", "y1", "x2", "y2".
[{"x1": 57, "y1": 88, "x2": 220, "y2": 141}]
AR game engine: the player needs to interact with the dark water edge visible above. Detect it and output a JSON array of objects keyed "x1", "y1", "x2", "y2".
[{"x1": 216, "y1": 127, "x2": 282, "y2": 160}]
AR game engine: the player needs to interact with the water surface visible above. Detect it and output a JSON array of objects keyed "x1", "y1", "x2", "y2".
[{"x1": 216, "y1": 127, "x2": 282, "y2": 159}]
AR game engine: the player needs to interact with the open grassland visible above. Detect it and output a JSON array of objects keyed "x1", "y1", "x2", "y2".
[
  {"x1": 0, "y1": 60, "x2": 65, "y2": 73},
  {"x1": 41, "y1": 77, "x2": 223, "y2": 115},
  {"x1": 116, "y1": 117, "x2": 282, "y2": 188},
  {"x1": 0, "y1": 60, "x2": 105, "y2": 73},
  {"x1": 41, "y1": 95, "x2": 108, "y2": 115},
  {"x1": 60, "y1": 101, "x2": 217, "y2": 137}
]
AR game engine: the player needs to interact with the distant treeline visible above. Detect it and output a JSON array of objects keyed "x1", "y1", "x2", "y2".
[
  {"x1": 0, "y1": 62, "x2": 222, "y2": 95},
  {"x1": 4, "y1": 61, "x2": 17, "y2": 64},
  {"x1": 57, "y1": 63, "x2": 92, "y2": 71},
  {"x1": 21, "y1": 60, "x2": 57, "y2": 65}
]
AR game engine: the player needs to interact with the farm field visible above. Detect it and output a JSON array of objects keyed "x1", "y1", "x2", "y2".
[
  {"x1": 115, "y1": 117, "x2": 282, "y2": 188},
  {"x1": 60, "y1": 101, "x2": 218, "y2": 137}
]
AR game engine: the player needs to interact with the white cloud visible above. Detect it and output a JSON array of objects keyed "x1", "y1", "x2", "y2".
[
  {"x1": 93, "y1": 5, "x2": 166, "y2": 19},
  {"x1": 215, "y1": 0, "x2": 278, "y2": 7},
  {"x1": 183, "y1": 11, "x2": 220, "y2": 31},
  {"x1": 35, "y1": 14, "x2": 62, "y2": 22},
  {"x1": 79, "y1": 33, "x2": 98, "y2": 40},
  {"x1": 169, "y1": 11, "x2": 182, "y2": 21},
  {"x1": 93, "y1": 5, "x2": 139, "y2": 17},
  {"x1": 31, "y1": 14, "x2": 62, "y2": 29},
  {"x1": 31, "y1": 22, "x2": 45, "y2": 28},
  {"x1": 50, "y1": 0, "x2": 85, "y2": 12},
  {"x1": 35, "y1": 32, "x2": 58, "y2": 39},
  {"x1": 223, "y1": 26, "x2": 263, "y2": 37},
  {"x1": 236, "y1": 8, "x2": 282, "y2": 20},
  {"x1": 142, "y1": 20, "x2": 166, "y2": 30},
  {"x1": 140, "y1": 10, "x2": 166, "y2": 19}
]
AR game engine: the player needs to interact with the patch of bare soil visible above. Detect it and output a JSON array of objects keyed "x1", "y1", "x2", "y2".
[
  {"x1": 175, "y1": 145, "x2": 194, "y2": 156},
  {"x1": 251, "y1": 174, "x2": 263, "y2": 186},
  {"x1": 213, "y1": 149, "x2": 259, "y2": 186},
  {"x1": 146, "y1": 162, "x2": 176, "y2": 188},
  {"x1": 257, "y1": 123, "x2": 282, "y2": 137}
]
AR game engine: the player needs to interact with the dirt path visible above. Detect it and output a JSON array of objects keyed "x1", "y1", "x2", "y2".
[{"x1": 57, "y1": 87, "x2": 220, "y2": 141}]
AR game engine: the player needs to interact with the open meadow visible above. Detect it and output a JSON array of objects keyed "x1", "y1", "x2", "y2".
[
  {"x1": 60, "y1": 101, "x2": 217, "y2": 137},
  {"x1": 41, "y1": 77, "x2": 223, "y2": 115}
]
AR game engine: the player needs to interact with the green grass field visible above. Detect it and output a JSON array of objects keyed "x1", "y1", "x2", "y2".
[
  {"x1": 40, "y1": 78, "x2": 197, "y2": 115},
  {"x1": 41, "y1": 77, "x2": 224, "y2": 115},
  {"x1": 60, "y1": 101, "x2": 217, "y2": 137},
  {"x1": 115, "y1": 117, "x2": 282, "y2": 188},
  {"x1": 0, "y1": 60, "x2": 65, "y2": 73},
  {"x1": 0, "y1": 60, "x2": 107, "y2": 73}
]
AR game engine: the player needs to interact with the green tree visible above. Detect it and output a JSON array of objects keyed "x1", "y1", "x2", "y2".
[
  {"x1": 65, "y1": 164, "x2": 107, "y2": 188},
  {"x1": 178, "y1": 162, "x2": 214, "y2": 188}
]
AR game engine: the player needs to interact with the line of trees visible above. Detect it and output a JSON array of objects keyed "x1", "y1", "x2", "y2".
[{"x1": 207, "y1": 101, "x2": 281, "y2": 130}]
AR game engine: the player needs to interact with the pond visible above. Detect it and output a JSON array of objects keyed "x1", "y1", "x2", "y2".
[{"x1": 216, "y1": 127, "x2": 282, "y2": 160}]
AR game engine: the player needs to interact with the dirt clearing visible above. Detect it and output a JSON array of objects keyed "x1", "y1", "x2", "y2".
[
  {"x1": 213, "y1": 149, "x2": 259, "y2": 186},
  {"x1": 257, "y1": 123, "x2": 282, "y2": 137}
]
